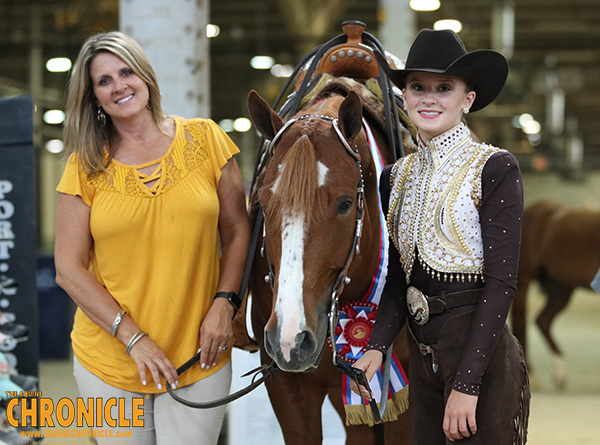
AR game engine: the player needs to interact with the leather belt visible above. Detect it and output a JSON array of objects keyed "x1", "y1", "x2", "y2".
[{"x1": 407, "y1": 286, "x2": 482, "y2": 326}]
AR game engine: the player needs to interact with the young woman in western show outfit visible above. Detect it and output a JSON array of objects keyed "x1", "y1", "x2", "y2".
[
  {"x1": 55, "y1": 31, "x2": 250, "y2": 443},
  {"x1": 352, "y1": 29, "x2": 530, "y2": 444}
]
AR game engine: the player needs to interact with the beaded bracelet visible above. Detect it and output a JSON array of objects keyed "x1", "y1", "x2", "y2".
[
  {"x1": 110, "y1": 309, "x2": 127, "y2": 337},
  {"x1": 126, "y1": 330, "x2": 147, "y2": 356}
]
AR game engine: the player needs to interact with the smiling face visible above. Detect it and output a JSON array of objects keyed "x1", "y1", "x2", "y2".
[
  {"x1": 89, "y1": 51, "x2": 150, "y2": 124},
  {"x1": 403, "y1": 71, "x2": 476, "y2": 143}
]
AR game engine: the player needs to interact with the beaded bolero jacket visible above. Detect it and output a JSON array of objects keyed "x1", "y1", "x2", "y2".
[{"x1": 387, "y1": 122, "x2": 506, "y2": 284}]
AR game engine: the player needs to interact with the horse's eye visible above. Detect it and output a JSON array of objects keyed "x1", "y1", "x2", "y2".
[{"x1": 336, "y1": 199, "x2": 353, "y2": 215}]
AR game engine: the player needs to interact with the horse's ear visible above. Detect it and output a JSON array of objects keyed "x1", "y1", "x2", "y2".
[
  {"x1": 248, "y1": 90, "x2": 284, "y2": 140},
  {"x1": 338, "y1": 91, "x2": 363, "y2": 141}
]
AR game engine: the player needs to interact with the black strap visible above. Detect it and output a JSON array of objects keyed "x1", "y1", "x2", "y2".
[
  {"x1": 165, "y1": 353, "x2": 279, "y2": 409},
  {"x1": 427, "y1": 289, "x2": 483, "y2": 315},
  {"x1": 333, "y1": 356, "x2": 383, "y2": 424},
  {"x1": 236, "y1": 207, "x2": 264, "y2": 305}
]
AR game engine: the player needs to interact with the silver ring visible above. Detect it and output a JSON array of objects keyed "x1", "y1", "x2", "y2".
[{"x1": 218, "y1": 346, "x2": 228, "y2": 351}]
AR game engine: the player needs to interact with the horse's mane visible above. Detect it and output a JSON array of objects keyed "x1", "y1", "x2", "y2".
[{"x1": 264, "y1": 134, "x2": 321, "y2": 231}]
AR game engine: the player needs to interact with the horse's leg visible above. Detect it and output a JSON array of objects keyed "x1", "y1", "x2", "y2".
[
  {"x1": 535, "y1": 280, "x2": 574, "y2": 390},
  {"x1": 325, "y1": 386, "x2": 379, "y2": 445},
  {"x1": 383, "y1": 412, "x2": 410, "y2": 445},
  {"x1": 263, "y1": 370, "x2": 328, "y2": 444}
]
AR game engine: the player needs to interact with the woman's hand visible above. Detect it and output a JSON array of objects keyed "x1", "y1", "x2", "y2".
[
  {"x1": 197, "y1": 298, "x2": 234, "y2": 370},
  {"x1": 128, "y1": 334, "x2": 179, "y2": 391},
  {"x1": 443, "y1": 389, "x2": 478, "y2": 441},
  {"x1": 349, "y1": 349, "x2": 384, "y2": 399}
]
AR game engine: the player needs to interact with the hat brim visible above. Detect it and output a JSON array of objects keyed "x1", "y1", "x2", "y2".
[{"x1": 375, "y1": 50, "x2": 508, "y2": 112}]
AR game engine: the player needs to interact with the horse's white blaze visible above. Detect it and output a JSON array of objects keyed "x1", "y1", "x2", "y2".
[
  {"x1": 276, "y1": 211, "x2": 306, "y2": 362},
  {"x1": 317, "y1": 161, "x2": 329, "y2": 187},
  {"x1": 271, "y1": 163, "x2": 285, "y2": 194}
]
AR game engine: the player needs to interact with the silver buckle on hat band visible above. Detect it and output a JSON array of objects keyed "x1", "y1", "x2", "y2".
[{"x1": 407, "y1": 286, "x2": 429, "y2": 326}]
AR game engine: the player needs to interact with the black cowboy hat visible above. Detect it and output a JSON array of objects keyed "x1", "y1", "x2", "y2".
[{"x1": 376, "y1": 29, "x2": 509, "y2": 112}]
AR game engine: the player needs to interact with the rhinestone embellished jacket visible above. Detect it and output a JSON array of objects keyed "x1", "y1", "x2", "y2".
[{"x1": 368, "y1": 122, "x2": 524, "y2": 396}]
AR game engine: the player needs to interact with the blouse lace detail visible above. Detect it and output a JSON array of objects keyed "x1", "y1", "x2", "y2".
[{"x1": 89, "y1": 118, "x2": 209, "y2": 197}]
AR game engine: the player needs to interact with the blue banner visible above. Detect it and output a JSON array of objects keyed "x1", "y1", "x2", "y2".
[{"x1": 0, "y1": 96, "x2": 39, "y2": 377}]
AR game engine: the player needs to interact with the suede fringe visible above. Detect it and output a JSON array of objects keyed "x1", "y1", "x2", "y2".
[
  {"x1": 513, "y1": 360, "x2": 530, "y2": 444},
  {"x1": 344, "y1": 385, "x2": 409, "y2": 427}
]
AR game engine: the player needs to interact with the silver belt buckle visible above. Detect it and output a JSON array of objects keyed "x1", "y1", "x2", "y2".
[{"x1": 407, "y1": 286, "x2": 429, "y2": 326}]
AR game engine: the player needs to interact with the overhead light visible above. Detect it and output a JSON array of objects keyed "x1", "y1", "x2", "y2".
[
  {"x1": 410, "y1": 0, "x2": 440, "y2": 11},
  {"x1": 434, "y1": 19, "x2": 462, "y2": 33},
  {"x1": 271, "y1": 64, "x2": 294, "y2": 78},
  {"x1": 522, "y1": 120, "x2": 541, "y2": 135},
  {"x1": 43, "y1": 109, "x2": 65, "y2": 124},
  {"x1": 206, "y1": 24, "x2": 220, "y2": 38},
  {"x1": 45, "y1": 139, "x2": 64, "y2": 153},
  {"x1": 527, "y1": 133, "x2": 542, "y2": 146},
  {"x1": 218, "y1": 119, "x2": 234, "y2": 132},
  {"x1": 46, "y1": 57, "x2": 72, "y2": 73},
  {"x1": 233, "y1": 118, "x2": 252, "y2": 132},
  {"x1": 250, "y1": 56, "x2": 275, "y2": 70},
  {"x1": 518, "y1": 113, "x2": 534, "y2": 127}
]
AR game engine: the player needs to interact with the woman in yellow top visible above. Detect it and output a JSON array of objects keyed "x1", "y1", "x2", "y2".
[{"x1": 55, "y1": 31, "x2": 250, "y2": 443}]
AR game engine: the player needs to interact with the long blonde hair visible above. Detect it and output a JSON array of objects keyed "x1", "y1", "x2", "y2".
[{"x1": 63, "y1": 31, "x2": 166, "y2": 175}]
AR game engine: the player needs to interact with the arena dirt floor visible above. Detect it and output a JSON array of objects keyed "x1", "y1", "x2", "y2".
[
  {"x1": 38, "y1": 283, "x2": 600, "y2": 444},
  {"x1": 519, "y1": 284, "x2": 600, "y2": 445}
]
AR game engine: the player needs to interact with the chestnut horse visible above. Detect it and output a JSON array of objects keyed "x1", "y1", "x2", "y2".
[
  {"x1": 511, "y1": 200, "x2": 600, "y2": 387},
  {"x1": 247, "y1": 78, "x2": 414, "y2": 444}
]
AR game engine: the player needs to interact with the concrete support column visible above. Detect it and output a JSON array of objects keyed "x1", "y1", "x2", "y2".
[
  {"x1": 378, "y1": 0, "x2": 416, "y2": 60},
  {"x1": 119, "y1": 0, "x2": 210, "y2": 118},
  {"x1": 492, "y1": 0, "x2": 514, "y2": 59}
]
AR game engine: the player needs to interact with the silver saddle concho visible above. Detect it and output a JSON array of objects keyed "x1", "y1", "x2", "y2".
[{"x1": 407, "y1": 286, "x2": 429, "y2": 326}]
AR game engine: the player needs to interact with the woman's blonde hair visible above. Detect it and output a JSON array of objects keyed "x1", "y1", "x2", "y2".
[{"x1": 63, "y1": 31, "x2": 166, "y2": 174}]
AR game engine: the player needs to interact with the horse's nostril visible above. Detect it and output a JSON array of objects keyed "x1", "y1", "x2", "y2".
[{"x1": 296, "y1": 330, "x2": 317, "y2": 357}]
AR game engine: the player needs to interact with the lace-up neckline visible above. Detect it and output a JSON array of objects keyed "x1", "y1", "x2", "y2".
[{"x1": 110, "y1": 120, "x2": 179, "y2": 196}]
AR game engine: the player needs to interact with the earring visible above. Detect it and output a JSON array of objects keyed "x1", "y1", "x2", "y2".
[
  {"x1": 97, "y1": 107, "x2": 106, "y2": 127},
  {"x1": 146, "y1": 99, "x2": 152, "y2": 110},
  {"x1": 463, "y1": 107, "x2": 470, "y2": 115}
]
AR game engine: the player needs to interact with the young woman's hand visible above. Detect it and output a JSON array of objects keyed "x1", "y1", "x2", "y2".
[
  {"x1": 443, "y1": 389, "x2": 479, "y2": 441},
  {"x1": 349, "y1": 350, "x2": 384, "y2": 399}
]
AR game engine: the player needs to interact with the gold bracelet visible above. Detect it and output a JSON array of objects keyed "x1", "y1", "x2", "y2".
[{"x1": 110, "y1": 309, "x2": 127, "y2": 337}]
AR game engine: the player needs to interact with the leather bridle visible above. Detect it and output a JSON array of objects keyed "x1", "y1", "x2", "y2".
[{"x1": 260, "y1": 113, "x2": 387, "y2": 423}]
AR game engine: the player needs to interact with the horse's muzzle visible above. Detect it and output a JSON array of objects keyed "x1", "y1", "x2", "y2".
[{"x1": 264, "y1": 326, "x2": 324, "y2": 372}]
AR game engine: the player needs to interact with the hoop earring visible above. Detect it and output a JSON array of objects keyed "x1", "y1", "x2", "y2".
[
  {"x1": 463, "y1": 107, "x2": 470, "y2": 115},
  {"x1": 97, "y1": 107, "x2": 107, "y2": 127}
]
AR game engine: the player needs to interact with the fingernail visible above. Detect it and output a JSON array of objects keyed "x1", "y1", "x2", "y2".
[
  {"x1": 171, "y1": 383, "x2": 176, "y2": 390},
  {"x1": 212, "y1": 363, "x2": 216, "y2": 367},
  {"x1": 176, "y1": 380, "x2": 179, "y2": 386},
  {"x1": 142, "y1": 380, "x2": 147, "y2": 386},
  {"x1": 157, "y1": 383, "x2": 162, "y2": 390},
  {"x1": 201, "y1": 363, "x2": 206, "y2": 369}
]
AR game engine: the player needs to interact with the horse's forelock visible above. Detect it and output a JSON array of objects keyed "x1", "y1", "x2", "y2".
[{"x1": 265, "y1": 134, "x2": 320, "y2": 230}]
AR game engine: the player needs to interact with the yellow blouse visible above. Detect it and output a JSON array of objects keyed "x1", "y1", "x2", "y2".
[{"x1": 57, "y1": 118, "x2": 239, "y2": 393}]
